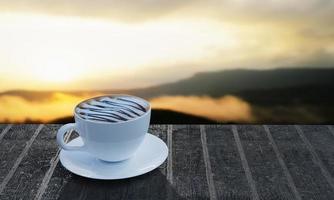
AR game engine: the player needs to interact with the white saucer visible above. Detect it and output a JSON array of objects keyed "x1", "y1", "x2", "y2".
[{"x1": 59, "y1": 133, "x2": 168, "y2": 180}]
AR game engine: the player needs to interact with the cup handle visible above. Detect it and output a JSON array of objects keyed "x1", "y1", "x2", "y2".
[{"x1": 57, "y1": 123, "x2": 85, "y2": 151}]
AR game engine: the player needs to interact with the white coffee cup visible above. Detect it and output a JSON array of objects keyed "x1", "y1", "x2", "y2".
[{"x1": 56, "y1": 95, "x2": 151, "y2": 162}]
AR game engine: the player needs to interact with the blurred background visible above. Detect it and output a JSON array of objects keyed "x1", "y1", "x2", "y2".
[{"x1": 0, "y1": 0, "x2": 334, "y2": 124}]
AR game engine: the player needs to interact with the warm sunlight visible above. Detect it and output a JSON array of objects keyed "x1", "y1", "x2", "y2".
[
  {"x1": 31, "y1": 61, "x2": 82, "y2": 82},
  {"x1": 0, "y1": 2, "x2": 333, "y2": 91},
  {"x1": 0, "y1": 12, "x2": 239, "y2": 91},
  {"x1": 0, "y1": 0, "x2": 333, "y2": 124}
]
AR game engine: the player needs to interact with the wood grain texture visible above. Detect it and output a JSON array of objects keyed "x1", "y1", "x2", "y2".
[
  {"x1": 296, "y1": 125, "x2": 334, "y2": 190},
  {"x1": 298, "y1": 125, "x2": 334, "y2": 178},
  {"x1": 206, "y1": 125, "x2": 251, "y2": 200},
  {"x1": 237, "y1": 125, "x2": 294, "y2": 200},
  {"x1": 150, "y1": 125, "x2": 168, "y2": 176},
  {"x1": 200, "y1": 125, "x2": 217, "y2": 200},
  {"x1": 0, "y1": 124, "x2": 12, "y2": 142},
  {"x1": 39, "y1": 130, "x2": 78, "y2": 200},
  {"x1": 232, "y1": 125, "x2": 259, "y2": 200},
  {"x1": 1, "y1": 124, "x2": 334, "y2": 200},
  {"x1": 0, "y1": 125, "x2": 40, "y2": 186},
  {"x1": 0, "y1": 125, "x2": 59, "y2": 200},
  {"x1": 0, "y1": 124, "x2": 8, "y2": 134},
  {"x1": 35, "y1": 129, "x2": 73, "y2": 200},
  {"x1": 328, "y1": 125, "x2": 334, "y2": 137},
  {"x1": 263, "y1": 125, "x2": 301, "y2": 200},
  {"x1": 172, "y1": 125, "x2": 210, "y2": 199},
  {"x1": 268, "y1": 125, "x2": 334, "y2": 199},
  {"x1": 0, "y1": 125, "x2": 44, "y2": 196}
]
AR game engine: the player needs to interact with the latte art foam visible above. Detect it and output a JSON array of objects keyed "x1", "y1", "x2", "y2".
[{"x1": 75, "y1": 96, "x2": 149, "y2": 123}]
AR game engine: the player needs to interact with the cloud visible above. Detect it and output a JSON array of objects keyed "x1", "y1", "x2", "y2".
[
  {"x1": 1, "y1": 0, "x2": 334, "y2": 23},
  {"x1": 1, "y1": 0, "x2": 334, "y2": 91},
  {"x1": 0, "y1": 92, "x2": 254, "y2": 123},
  {"x1": 295, "y1": 49, "x2": 334, "y2": 68},
  {"x1": 0, "y1": 93, "x2": 94, "y2": 122},
  {"x1": 0, "y1": 0, "x2": 192, "y2": 22},
  {"x1": 265, "y1": 48, "x2": 334, "y2": 69},
  {"x1": 150, "y1": 95, "x2": 254, "y2": 122},
  {"x1": 300, "y1": 28, "x2": 334, "y2": 39}
]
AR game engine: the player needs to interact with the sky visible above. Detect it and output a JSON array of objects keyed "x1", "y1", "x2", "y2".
[{"x1": 1, "y1": 0, "x2": 334, "y2": 91}]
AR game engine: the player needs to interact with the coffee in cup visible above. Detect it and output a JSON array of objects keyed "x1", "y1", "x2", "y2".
[
  {"x1": 75, "y1": 95, "x2": 149, "y2": 123},
  {"x1": 57, "y1": 94, "x2": 151, "y2": 162}
]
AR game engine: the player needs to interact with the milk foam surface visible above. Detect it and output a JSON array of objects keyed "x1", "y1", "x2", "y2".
[{"x1": 75, "y1": 96, "x2": 149, "y2": 123}]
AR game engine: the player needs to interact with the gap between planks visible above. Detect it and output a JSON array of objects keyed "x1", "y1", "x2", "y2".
[
  {"x1": 263, "y1": 125, "x2": 302, "y2": 200},
  {"x1": 232, "y1": 125, "x2": 260, "y2": 200},
  {"x1": 0, "y1": 124, "x2": 44, "y2": 194},
  {"x1": 0, "y1": 124, "x2": 13, "y2": 143},
  {"x1": 328, "y1": 125, "x2": 334, "y2": 138},
  {"x1": 34, "y1": 129, "x2": 73, "y2": 200},
  {"x1": 166, "y1": 125, "x2": 173, "y2": 184},
  {"x1": 295, "y1": 125, "x2": 334, "y2": 191},
  {"x1": 200, "y1": 125, "x2": 217, "y2": 200}
]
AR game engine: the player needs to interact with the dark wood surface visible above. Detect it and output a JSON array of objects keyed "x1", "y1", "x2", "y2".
[{"x1": 0, "y1": 125, "x2": 334, "y2": 200}]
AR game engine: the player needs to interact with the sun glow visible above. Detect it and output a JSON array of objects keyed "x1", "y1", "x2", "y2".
[
  {"x1": 31, "y1": 62, "x2": 80, "y2": 82},
  {"x1": 0, "y1": 12, "x2": 238, "y2": 90}
]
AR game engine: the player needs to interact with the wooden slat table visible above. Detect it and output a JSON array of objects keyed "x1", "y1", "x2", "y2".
[{"x1": 0, "y1": 125, "x2": 334, "y2": 200}]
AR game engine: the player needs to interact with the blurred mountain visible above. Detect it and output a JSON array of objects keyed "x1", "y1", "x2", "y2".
[
  {"x1": 1, "y1": 67, "x2": 334, "y2": 123},
  {"x1": 2, "y1": 67, "x2": 334, "y2": 100},
  {"x1": 126, "y1": 68, "x2": 334, "y2": 98}
]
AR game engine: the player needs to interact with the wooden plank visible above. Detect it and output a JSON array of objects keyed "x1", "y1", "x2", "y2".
[
  {"x1": 300, "y1": 125, "x2": 334, "y2": 178},
  {"x1": 149, "y1": 125, "x2": 168, "y2": 175},
  {"x1": 328, "y1": 125, "x2": 334, "y2": 137},
  {"x1": 268, "y1": 125, "x2": 334, "y2": 199},
  {"x1": 42, "y1": 125, "x2": 177, "y2": 200},
  {"x1": 38, "y1": 161, "x2": 73, "y2": 200},
  {"x1": 35, "y1": 129, "x2": 73, "y2": 200},
  {"x1": 0, "y1": 125, "x2": 61, "y2": 200},
  {"x1": 1, "y1": 124, "x2": 333, "y2": 200},
  {"x1": 38, "y1": 129, "x2": 77, "y2": 200},
  {"x1": 0, "y1": 124, "x2": 39, "y2": 183},
  {"x1": 263, "y1": 125, "x2": 301, "y2": 200},
  {"x1": 0, "y1": 124, "x2": 42, "y2": 193},
  {"x1": 206, "y1": 125, "x2": 252, "y2": 199},
  {"x1": 0, "y1": 124, "x2": 12, "y2": 142},
  {"x1": 171, "y1": 125, "x2": 210, "y2": 199},
  {"x1": 232, "y1": 125, "x2": 260, "y2": 200},
  {"x1": 0, "y1": 124, "x2": 8, "y2": 134},
  {"x1": 296, "y1": 125, "x2": 334, "y2": 190},
  {"x1": 236, "y1": 125, "x2": 294, "y2": 200},
  {"x1": 200, "y1": 125, "x2": 217, "y2": 200}
]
